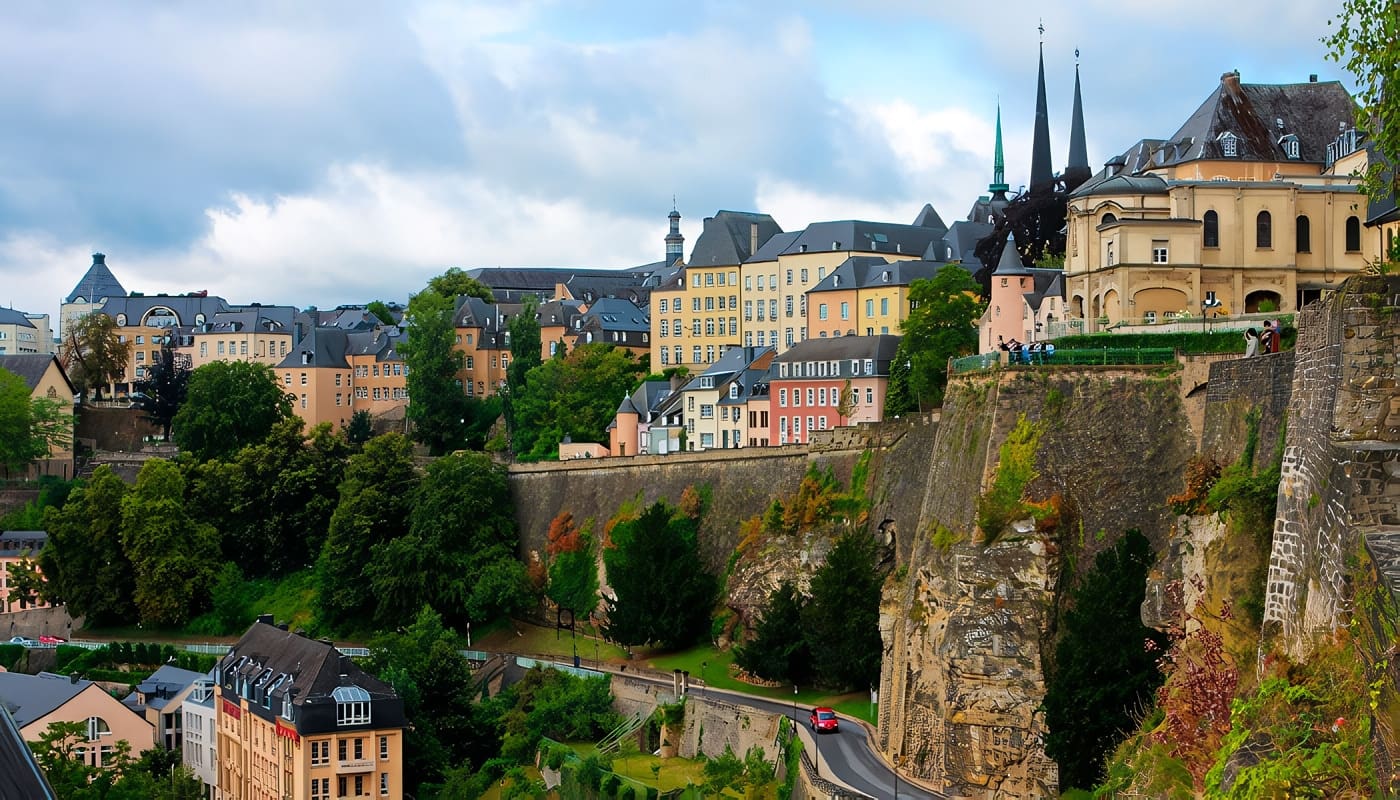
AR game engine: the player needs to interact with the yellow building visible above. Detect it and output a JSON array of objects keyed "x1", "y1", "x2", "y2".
[
  {"x1": 804, "y1": 256, "x2": 948, "y2": 341},
  {"x1": 277, "y1": 326, "x2": 406, "y2": 431},
  {"x1": 0, "y1": 354, "x2": 76, "y2": 479},
  {"x1": 1064, "y1": 72, "x2": 1371, "y2": 328},
  {"x1": 453, "y1": 297, "x2": 519, "y2": 399},
  {"x1": 185, "y1": 307, "x2": 296, "y2": 370},
  {"x1": 215, "y1": 618, "x2": 405, "y2": 800},
  {"x1": 96, "y1": 294, "x2": 232, "y2": 394}
]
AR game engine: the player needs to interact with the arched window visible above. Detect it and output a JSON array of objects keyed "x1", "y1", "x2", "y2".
[
  {"x1": 1101, "y1": 212, "x2": 1117, "y2": 225},
  {"x1": 1345, "y1": 216, "x2": 1361, "y2": 252},
  {"x1": 1296, "y1": 215, "x2": 1311, "y2": 253},
  {"x1": 1203, "y1": 211, "x2": 1219, "y2": 248},
  {"x1": 1256, "y1": 211, "x2": 1272, "y2": 248}
]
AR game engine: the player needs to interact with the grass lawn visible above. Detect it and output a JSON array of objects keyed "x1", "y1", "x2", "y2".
[{"x1": 475, "y1": 619, "x2": 630, "y2": 664}]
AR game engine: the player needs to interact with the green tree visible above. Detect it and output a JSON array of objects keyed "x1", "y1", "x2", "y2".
[
  {"x1": 897, "y1": 265, "x2": 985, "y2": 410},
  {"x1": 602, "y1": 501, "x2": 716, "y2": 649},
  {"x1": 120, "y1": 459, "x2": 221, "y2": 626},
  {"x1": 316, "y1": 432, "x2": 418, "y2": 632},
  {"x1": 547, "y1": 516, "x2": 599, "y2": 618},
  {"x1": 426, "y1": 267, "x2": 495, "y2": 302},
  {"x1": 5, "y1": 555, "x2": 45, "y2": 610},
  {"x1": 0, "y1": 367, "x2": 67, "y2": 475},
  {"x1": 511, "y1": 343, "x2": 645, "y2": 459},
  {"x1": 734, "y1": 581, "x2": 811, "y2": 685},
  {"x1": 39, "y1": 466, "x2": 136, "y2": 625},
  {"x1": 364, "y1": 451, "x2": 521, "y2": 628},
  {"x1": 400, "y1": 289, "x2": 468, "y2": 455},
  {"x1": 365, "y1": 300, "x2": 398, "y2": 326},
  {"x1": 493, "y1": 666, "x2": 620, "y2": 763},
  {"x1": 133, "y1": 339, "x2": 189, "y2": 440},
  {"x1": 1044, "y1": 530, "x2": 1166, "y2": 791},
  {"x1": 172, "y1": 360, "x2": 292, "y2": 462},
  {"x1": 1325, "y1": 0, "x2": 1400, "y2": 199},
  {"x1": 503, "y1": 295, "x2": 542, "y2": 434},
  {"x1": 802, "y1": 531, "x2": 882, "y2": 690},
  {"x1": 60, "y1": 312, "x2": 132, "y2": 401},
  {"x1": 343, "y1": 409, "x2": 374, "y2": 445}
]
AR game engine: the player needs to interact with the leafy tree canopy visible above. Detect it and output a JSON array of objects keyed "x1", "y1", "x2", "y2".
[
  {"x1": 120, "y1": 459, "x2": 221, "y2": 627},
  {"x1": 802, "y1": 530, "x2": 883, "y2": 690},
  {"x1": 39, "y1": 466, "x2": 136, "y2": 625},
  {"x1": 1325, "y1": 0, "x2": 1400, "y2": 200},
  {"x1": 503, "y1": 295, "x2": 542, "y2": 434},
  {"x1": 734, "y1": 581, "x2": 811, "y2": 685},
  {"x1": 60, "y1": 312, "x2": 132, "y2": 401},
  {"x1": 0, "y1": 366, "x2": 71, "y2": 474},
  {"x1": 133, "y1": 340, "x2": 190, "y2": 440},
  {"x1": 400, "y1": 289, "x2": 468, "y2": 455},
  {"x1": 365, "y1": 299, "x2": 399, "y2": 326},
  {"x1": 511, "y1": 343, "x2": 645, "y2": 460},
  {"x1": 427, "y1": 267, "x2": 495, "y2": 302},
  {"x1": 896, "y1": 265, "x2": 985, "y2": 410},
  {"x1": 602, "y1": 501, "x2": 716, "y2": 649},
  {"x1": 172, "y1": 360, "x2": 293, "y2": 462}
]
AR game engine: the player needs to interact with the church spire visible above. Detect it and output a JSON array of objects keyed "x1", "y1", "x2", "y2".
[
  {"x1": 1064, "y1": 50, "x2": 1090, "y2": 190},
  {"x1": 1030, "y1": 27, "x2": 1054, "y2": 192},
  {"x1": 989, "y1": 102, "x2": 1009, "y2": 198}
]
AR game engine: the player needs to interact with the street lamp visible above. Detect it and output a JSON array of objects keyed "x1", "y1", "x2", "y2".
[{"x1": 792, "y1": 685, "x2": 798, "y2": 727}]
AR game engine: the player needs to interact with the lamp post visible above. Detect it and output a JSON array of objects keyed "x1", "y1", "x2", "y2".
[
  {"x1": 893, "y1": 754, "x2": 902, "y2": 799},
  {"x1": 792, "y1": 685, "x2": 798, "y2": 726}
]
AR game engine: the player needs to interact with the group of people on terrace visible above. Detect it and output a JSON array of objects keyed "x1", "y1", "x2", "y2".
[{"x1": 1242, "y1": 320, "x2": 1280, "y2": 358}]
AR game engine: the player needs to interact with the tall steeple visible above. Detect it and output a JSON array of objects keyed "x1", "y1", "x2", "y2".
[
  {"x1": 989, "y1": 102, "x2": 1010, "y2": 199},
  {"x1": 1064, "y1": 50, "x2": 1090, "y2": 190},
  {"x1": 665, "y1": 202, "x2": 684, "y2": 266},
  {"x1": 1030, "y1": 25, "x2": 1054, "y2": 193}
]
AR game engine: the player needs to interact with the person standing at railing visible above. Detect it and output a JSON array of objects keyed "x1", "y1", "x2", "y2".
[
  {"x1": 1244, "y1": 327, "x2": 1259, "y2": 358},
  {"x1": 1260, "y1": 320, "x2": 1278, "y2": 354}
]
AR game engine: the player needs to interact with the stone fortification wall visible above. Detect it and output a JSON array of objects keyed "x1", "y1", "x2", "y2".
[
  {"x1": 1264, "y1": 277, "x2": 1400, "y2": 652},
  {"x1": 1201, "y1": 352, "x2": 1295, "y2": 471},
  {"x1": 76, "y1": 406, "x2": 161, "y2": 452}
]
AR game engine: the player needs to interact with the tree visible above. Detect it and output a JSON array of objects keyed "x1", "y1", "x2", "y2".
[
  {"x1": 511, "y1": 343, "x2": 645, "y2": 459},
  {"x1": 602, "y1": 501, "x2": 716, "y2": 649},
  {"x1": 802, "y1": 531, "x2": 883, "y2": 690},
  {"x1": 172, "y1": 360, "x2": 292, "y2": 462},
  {"x1": 316, "y1": 432, "x2": 419, "y2": 632},
  {"x1": 1325, "y1": 0, "x2": 1400, "y2": 199},
  {"x1": 1044, "y1": 529, "x2": 1166, "y2": 791},
  {"x1": 343, "y1": 409, "x2": 374, "y2": 445},
  {"x1": 0, "y1": 367, "x2": 70, "y2": 475},
  {"x1": 365, "y1": 300, "x2": 398, "y2": 326},
  {"x1": 898, "y1": 265, "x2": 985, "y2": 410},
  {"x1": 133, "y1": 339, "x2": 189, "y2": 440},
  {"x1": 60, "y1": 312, "x2": 131, "y2": 401},
  {"x1": 836, "y1": 378, "x2": 855, "y2": 425},
  {"x1": 364, "y1": 451, "x2": 520, "y2": 628},
  {"x1": 39, "y1": 465, "x2": 136, "y2": 625},
  {"x1": 29, "y1": 719, "x2": 204, "y2": 799},
  {"x1": 426, "y1": 267, "x2": 495, "y2": 302},
  {"x1": 400, "y1": 289, "x2": 468, "y2": 455},
  {"x1": 503, "y1": 295, "x2": 542, "y2": 434},
  {"x1": 734, "y1": 581, "x2": 811, "y2": 685},
  {"x1": 546, "y1": 513, "x2": 599, "y2": 618},
  {"x1": 120, "y1": 459, "x2": 221, "y2": 627},
  {"x1": 5, "y1": 556, "x2": 45, "y2": 610}
]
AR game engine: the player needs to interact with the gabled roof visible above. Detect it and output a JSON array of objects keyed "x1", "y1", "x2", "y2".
[
  {"x1": 688, "y1": 211, "x2": 784, "y2": 267},
  {"x1": 0, "y1": 354, "x2": 69, "y2": 393},
  {"x1": 538, "y1": 299, "x2": 586, "y2": 327},
  {"x1": 199, "y1": 306, "x2": 296, "y2": 336},
  {"x1": 766, "y1": 220, "x2": 947, "y2": 260},
  {"x1": 0, "y1": 672, "x2": 89, "y2": 727},
  {"x1": 0, "y1": 309, "x2": 36, "y2": 329},
  {"x1": 616, "y1": 379, "x2": 672, "y2": 417},
  {"x1": 807, "y1": 257, "x2": 957, "y2": 294},
  {"x1": 1022, "y1": 269, "x2": 1066, "y2": 311},
  {"x1": 911, "y1": 203, "x2": 948, "y2": 233},
  {"x1": 944, "y1": 220, "x2": 996, "y2": 269},
  {"x1": 1159, "y1": 73, "x2": 1353, "y2": 166},
  {"x1": 65, "y1": 253, "x2": 126, "y2": 304},
  {"x1": 746, "y1": 231, "x2": 803, "y2": 264},
  {"x1": 0, "y1": 704, "x2": 56, "y2": 799},
  {"x1": 576, "y1": 298, "x2": 649, "y2": 333},
  {"x1": 99, "y1": 294, "x2": 231, "y2": 327},
  {"x1": 277, "y1": 327, "x2": 351, "y2": 369},
  {"x1": 124, "y1": 665, "x2": 208, "y2": 713},
  {"x1": 1070, "y1": 172, "x2": 1170, "y2": 199},
  {"x1": 771, "y1": 334, "x2": 902, "y2": 364}
]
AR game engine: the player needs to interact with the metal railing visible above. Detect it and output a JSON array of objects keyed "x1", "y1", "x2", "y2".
[
  {"x1": 950, "y1": 353, "x2": 1001, "y2": 374},
  {"x1": 952, "y1": 347, "x2": 1177, "y2": 375}
]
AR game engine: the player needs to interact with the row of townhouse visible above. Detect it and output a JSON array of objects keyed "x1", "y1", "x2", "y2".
[{"x1": 609, "y1": 333, "x2": 901, "y2": 456}]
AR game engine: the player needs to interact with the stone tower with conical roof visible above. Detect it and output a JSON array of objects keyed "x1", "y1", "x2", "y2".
[
  {"x1": 1030, "y1": 41, "x2": 1054, "y2": 192},
  {"x1": 665, "y1": 206, "x2": 685, "y2": 267},
  {"x1": 1064, "y1": 53, "x2": 1090, "y2": 191},
  {"x1": 986, "y1": 232, "x2": 1036, "y2": 350}
]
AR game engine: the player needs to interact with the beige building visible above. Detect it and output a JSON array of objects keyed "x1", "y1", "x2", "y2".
[
  {"x1": 277, "y1": 326, "x2": 406, "y2": 431},
  {"x1": 0, "y1": 309, "x2": 47, "y2": 355},
  {"x1": 185, "y1": 307, "x2": 297, "y2": 370},
  {"x1": 1064, "y1": 72, "x2": 1371, "y2": 329},
  {"x1": 0, "y1": 671, "x2": 154, "y2": 770},
  {"x1": 215, "y1": 618, "x2": 406, "y2": 800},
  {"x1": 0, "y1": 530, "x2": 50, "y2": 613},
  {"x1": 0, "y1": 354, "x2": 76, "y2": 479}
]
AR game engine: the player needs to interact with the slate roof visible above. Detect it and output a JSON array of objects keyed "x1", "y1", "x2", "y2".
[
  {"x1": 0, "y1": 308, "x2": 36, "y2": 329},
  {"x1": 1, "y1": 530, "x2": 48, "y2": 552},
  {"x1": 688, "y1": 211, "x2": 784, "y2": 266},
  {"x1": 123, "y1": 665, "x2": 208, "y2": 714},
  {"x1": 0, "y1": 672, "x2": 89, "y2": 727},
  {"x1": 911, "y1": 203, "x2": 949, "y2": 232},
  {"x1": 0, "y1": 704, "x2": 56, "y2": 799},
  {"x1": 65, "y1": 253, "x2": 127, "y2": 304},
  {"x1": 807, "y1": 257, "x2": 958, "y2": 294},
  {"x1": 277, "y1": 326, "x2": 404, "y2": 369},
  {"x1": 562, "y1": 272, "x2": 653, "y2": 307},
  {"x1": 1161, "y1": 74, "x2": 1354, "y2": 165},
  {"x1": 576, "y1": 298, "x2": 649, "y2": 333},
  {"x1": 615, "y1": 379, "x2": 673, "y2": 418},
  {"x1": 771, "y1": 334, "x2": 901, "y2": 365},
  {"x1": 99, "y1": 294, "x2": 231, "y2": 327},
  {"x1": 944, "y1": 220, "x2": 996, "y2": 269},
  {"x1": 200, "y1": 306, "x2": 296, "y2": 335},
  {"x1": 217, "y1": 620, "x2": 405, "y2": 736},
  {"x1": 0, "y1": 354, "x2": 66, "y2": 392},
  {"x1": 1022, "y1": 269, "x2": 1066, "y2": 311},
  {"x1": 1071, "y1": 172, "x2": 1171, "y2": 199},
  {"x1": 765, "y1": 220, "x2": 948, "y2": 260},
  {"x1": 992, "y1": 233, "x2": 1033, "y2": 276},
  {"x1": 745, "y1": 231, "x2": 803, "y2": 263}
]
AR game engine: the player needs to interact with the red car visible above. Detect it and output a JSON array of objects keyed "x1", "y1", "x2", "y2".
[
  {"x1": 809, "y1": 707, "x2": 839, "y2": 733},
  {"x1": 38, "y1": 635, "x2": 66, "y2": 644}
]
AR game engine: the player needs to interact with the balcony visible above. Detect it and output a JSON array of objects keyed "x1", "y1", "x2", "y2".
[{"x1": 336, "y1": 757, "x2": 375, "y2": 773}]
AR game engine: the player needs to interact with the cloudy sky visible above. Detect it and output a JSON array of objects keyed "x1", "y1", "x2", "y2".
[{"x1": 1, "y1": 1, "x2": 1349, "y2": 324}]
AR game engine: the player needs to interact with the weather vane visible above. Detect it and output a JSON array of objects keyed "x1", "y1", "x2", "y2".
[{"x1": 1038, "y1": 19, "x2": 1044, "y2": 40}]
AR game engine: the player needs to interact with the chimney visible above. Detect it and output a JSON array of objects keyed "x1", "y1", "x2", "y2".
[
  {"x1": 338, "y1": 654, "x2": 350, "y2": 678},
  {"x1": 1310, "y1": 74, "x2": 1318, "y2": 82},
  {"x1": 1220, "y1": 70, "x2": 1244, "y2": 101},
  {"x1": 750, "y1": 222, "x2": 759, "y2": 255}
]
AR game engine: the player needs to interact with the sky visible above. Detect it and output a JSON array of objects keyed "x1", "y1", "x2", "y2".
[{"x1": 0, "y1": 0, "x2": 1351, "y2": 325}]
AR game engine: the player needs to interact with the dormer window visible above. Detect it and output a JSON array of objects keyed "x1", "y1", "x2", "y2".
[
  {"x1": 1279, "y1": 134, "x2": 1300, "y2": 160},
  {"x1": 334, "y1": 685, "x2": 372, "y2": 726},
  {"x1": 1219, "y1": 131, "x2": 1238, "y2": 157}
]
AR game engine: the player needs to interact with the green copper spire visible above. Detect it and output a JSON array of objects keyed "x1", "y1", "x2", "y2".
[{"x1": 990, "y1": 102, "x2": 1009, "y2": 195}]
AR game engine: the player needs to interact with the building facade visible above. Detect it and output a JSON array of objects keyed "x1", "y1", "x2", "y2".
[{"x1": 769, "y1": 336, "x2": 899, "y2": 445}]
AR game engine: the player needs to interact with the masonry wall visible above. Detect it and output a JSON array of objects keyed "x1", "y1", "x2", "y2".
[
  {"x1": 1201, "y1": 351, "x2": 1295, "y2": 470},
  {"x1": 75, "y1": 406, "x2": 161, "y2": 452},
  {"x1": 1263, "y1": 276, "x2": 1400, "y2": 651}
]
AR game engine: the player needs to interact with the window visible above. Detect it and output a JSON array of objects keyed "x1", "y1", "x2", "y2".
[
  {"x1": 864, "y1": 358, "x2": 874, "y2": 374},
  {"x1": 1152, "y1": 241, "x2": 1168, "y2": 263},
  {"x1": 284, "y1": 373, "x2": 292, "y2": 386},
  {"x1": 217, "y1": 341, "x2": 225, "y2": 356},
  {"x1": 818, "y1": 304, "x2": 828, "y2": 320},
  {"x1": 355, "y1": 776, "x2": 364, "y2": 796},
  {"x1": 334, "y1": 686, "x2": 372, "y2": 726},
  {"x1": 1220, "y1": 131, "x2": 1238, "y2": 157},
  {"x1": 300, "y1": 393, "x2": 307, "y2": 409},
  {"x1": 866, "y1": 387, "x2": 873, "y2": 404},
  {"x1": 865, "y1": 299, "x2": 874, "y2": 317},
  {"x1": 700, "y1": 404, "x2": 714, "y2": 419},
  {"x1": 1345, "y1": 215, "x2": 1361, "y2": 252},
  {"x1": 705, "y1": 273, "x2": 714, "y2": 286},
  {"x1": 240, "y1": 340, "x2": 247, "y2": 355},
  {"x1": 785, "y1": 269, "x2": 793, "y2": 285},
  {"x1": 86, "y1": 717, "x2": 110, "y2": 741},
  {"x1": 880, "y1": 297, "x2": 889, "y2": 315},
  {"x1": 465, "y1": 355, "x2": 474, "y2": 369},
  {"x1": 785, "y1": 328, "x2": 794, "y2": 346},
  {"x1": 800, "y1": 269, "x2": 809, "y2": 283},
  {"x1": 1295, "y1": 215, "x2": 1312, "y2": 253},
  {"x1": 381, "y1": 773, "x2": 389, "y2": 796},
  {"x1": 819, "y1": 388, "x2": 827, "y2": 405},
  {"x1": 840, "y1": 302, "x2": 849, "y2": 320},
  {"x1": 199, "y1": 342, "x2": 207, "y2": 357},
  {"x1": 301, "y1": 372, "x2": 308, "y2": 385},
  {"x1": 806, "y1": 388, "x2": 815, "y2": 406},
  {"x1": 785, "y1": 296, "x2": 793, "y2": 317},
  {"x1": 1203, "y1": 210, "x2": 1219, "y2": 248},
  {"x1": 1106, "y1": 241, "x2": 1115, "y2": 266},
  {"x1": 1256, "y1": 211, "x2": 1272, "y2": 248},
  {"x1": 380, "y1": 736, "x2": 389, "y2": 760}
]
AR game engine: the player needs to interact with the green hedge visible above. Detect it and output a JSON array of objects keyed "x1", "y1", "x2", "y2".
[
  {"x1": 1053, "y1": 323, "x2": 1296, "y2": 354},
  {"x1": 0, "y1": 643, "x2": 23, "y2": 671}
]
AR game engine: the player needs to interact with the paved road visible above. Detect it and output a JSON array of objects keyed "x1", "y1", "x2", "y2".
[{"x1": 666, "y1": 683, "x2": 944, "y2": 799}]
